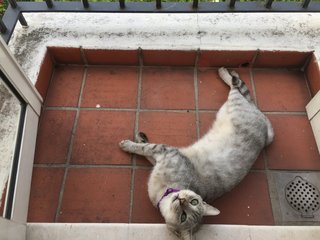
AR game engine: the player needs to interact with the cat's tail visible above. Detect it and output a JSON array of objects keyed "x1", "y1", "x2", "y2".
[{"x1": 218, "y1": 67, "x2": 253, "y2": 103}]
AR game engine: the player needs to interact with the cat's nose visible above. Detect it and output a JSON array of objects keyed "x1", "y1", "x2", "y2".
[{"x1": 179, "y1": 198, "x2": 186, "y2": 206}]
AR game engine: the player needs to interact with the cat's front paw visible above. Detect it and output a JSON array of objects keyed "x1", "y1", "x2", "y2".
[{"x1": 119, "y1": 140, "x2": 133, "y2": 152}]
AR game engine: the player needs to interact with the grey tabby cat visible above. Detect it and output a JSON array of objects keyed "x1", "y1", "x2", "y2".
[{"x1": 119, "y1": 67, "x2": 274, "y2": 240}]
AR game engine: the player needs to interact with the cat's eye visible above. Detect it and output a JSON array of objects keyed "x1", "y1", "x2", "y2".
[
  {"x1": 190, "y1": 199, "x2": 199, "y2": 206},
  {"x1": 180, "y1": 212, "x2": 187, "y2": 223}
]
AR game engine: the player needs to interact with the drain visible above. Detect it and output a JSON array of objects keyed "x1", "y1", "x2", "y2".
[{"x1": 285, "y1": 176, "x2": 320, "y2": 218}]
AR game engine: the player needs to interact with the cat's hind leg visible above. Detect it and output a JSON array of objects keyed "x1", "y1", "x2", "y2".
[
  {"x1": 218, "y1": 67, "x2": 253, "y2": 103},
  {"x1": 218, "y1": 67, "x2": 233, "y2": 87}
]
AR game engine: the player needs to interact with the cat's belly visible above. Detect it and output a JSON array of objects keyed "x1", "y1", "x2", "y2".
[{"x1": 184, "y1": 132, "x2": 262, "y2": 198}]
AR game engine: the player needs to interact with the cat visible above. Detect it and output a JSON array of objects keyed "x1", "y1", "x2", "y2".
[{"x1": 119, "y1": 67, "x2": 274, "y2": 240}]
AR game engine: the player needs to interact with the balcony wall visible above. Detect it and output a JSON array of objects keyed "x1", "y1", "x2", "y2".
[{"x1": 7, "y1": 12, "x2": 320, "y2": 85}]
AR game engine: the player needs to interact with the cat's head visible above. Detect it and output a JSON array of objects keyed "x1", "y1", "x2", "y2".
[{"x1": 159, "y1": 189, "x2": 220, "y2": 240}]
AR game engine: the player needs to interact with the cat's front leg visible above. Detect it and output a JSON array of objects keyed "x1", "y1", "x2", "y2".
[{"x1": 119, "y1": 140, "x2": 158, "y2": 165}]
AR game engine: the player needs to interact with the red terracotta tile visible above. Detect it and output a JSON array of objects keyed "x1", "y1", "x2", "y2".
[
  {"x1": 266, "y1": 115, "x2": 320, "y2": 170},
  {"x1": 198, "y1": 50, "x2": 256, "y2": 67},
  {"x1": 58, "y1": 168, "x2": 131, "y2": 223},
  {"x1": 143, "y1": 50, "x2": 196, "y2": 66},
  {"x1": 204, "y1": 172, "x2": 274, "y2": 225},
  {"x1": 198, "y1": 69, "x2": 227, "y2": 110},
  {"x1": 46, "y1": 66, "x2": 84, "y2": 107},
  {"x1": 254, "y1": 50, "x2": 311, "y2": 68},
  {"x1": 141, "y1": 67, "x2": 195, "y2": 110},
  {"x1": 139, "y1": 111, "x2": 197, "y2": 147},
  {"x1": 254, "y1": 70, "x2": 311, "y2": 112},
  {"x1": 132, "y1": 169, "x2": 164, "y2": 223},
  {"x1": 28, "y1": 167, "x2": 64, "y2": 222},
  {"x1": 71, "y1": 111, "x2": 135, "y2": 165},
  {"x1": 306, "y1": 54, "x2": 320, "y2": 96},
  {"x1": 252, "y1": 153, "x2": 265, "y2": 170},
  {"x1": 35, "y1": 51, "x2": 54, "y2": 99},
  {"x1": 35, "y1": 110, "x2": 76, "y2": 164},
  {"x1": 48, "y1": 47, "x2": 83, "y2": 64},
  {"x1": 81, "y1": 67, "x2": 138, "y2": 108},
  {"x1": 84, "y1": 49, "x2": 139, "y2": 65},
  {"x1": 136, "y1": 112, "x2": 196, "y2": 166},
  {"x1": 199, "y1": 112, "x2": 265, "y2": 169},
  {"x1": 198, "y1": 68, "x2": 253, "y2": 110}
]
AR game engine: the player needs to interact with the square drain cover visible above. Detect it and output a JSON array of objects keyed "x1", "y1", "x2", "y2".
[{"x1": 272, "y1": 172, "x2": 320, "y2": 223}]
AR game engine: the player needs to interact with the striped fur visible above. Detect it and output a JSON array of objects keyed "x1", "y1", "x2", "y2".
[{"x1": 119, "y1": 67, "x2": 274, "y2": 240}]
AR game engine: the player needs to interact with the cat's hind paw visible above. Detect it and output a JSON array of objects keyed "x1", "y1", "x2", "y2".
[{"x1": 218, "y1": 67, "x2": 232, "y2": 86}]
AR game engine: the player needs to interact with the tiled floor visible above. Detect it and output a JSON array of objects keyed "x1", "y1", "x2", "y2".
[{"x1": 28, "y1": 50, "x2": 320, "y2": 225}]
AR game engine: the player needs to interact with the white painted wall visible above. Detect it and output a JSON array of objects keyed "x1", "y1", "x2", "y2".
[{"x1": 8, "y1": 12, "x2": 320, "y2": 84}]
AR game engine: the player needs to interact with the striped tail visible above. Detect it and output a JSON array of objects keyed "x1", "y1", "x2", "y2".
[
  {"x1": 218, "y1": 67, "x2": 253, "y2": 103},
  {"x1": 231, "y1": 75, "x2": 252, "y2": 103}
]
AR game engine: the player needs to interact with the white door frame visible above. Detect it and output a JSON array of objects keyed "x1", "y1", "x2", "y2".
[
  {"x1": 0, "y1": 37, "x2": 42, "y2": 240},
  {"x1": 306, "y1": 90, "x2": 320, "y2": 154}
]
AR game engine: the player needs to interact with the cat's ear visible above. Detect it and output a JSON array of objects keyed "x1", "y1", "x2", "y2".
[{"x1": 203, "y1": 202, "x2": 220, "y2": 216}]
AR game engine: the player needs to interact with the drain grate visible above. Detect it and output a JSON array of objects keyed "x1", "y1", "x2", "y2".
[{"x1": 285, "y1": 176, "x2": 320, "y2": 218}]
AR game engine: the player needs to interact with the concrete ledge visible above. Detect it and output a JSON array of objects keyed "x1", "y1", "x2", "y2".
[
  {"x1": 8, "y1": 13, "x2": 320, "y2": 84},
  {"x1": 26, "y1": 223, "x2": 320, "y2": 240}
]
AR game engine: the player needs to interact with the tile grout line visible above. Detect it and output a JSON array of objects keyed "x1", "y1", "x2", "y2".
[
  {"x1": 263, "y1": 111, "x2": 307, "y2": 115},
  {"x1": 55, "y1": 62, "x2": 305, "y2": 72},
  {"x1": 246, "y1": 67, "x2": 307, "y2": 223},
  {"x1": 44, "y1": 107, "x2": 196, "y2": 112},
  {"x1": 45, "y1": 106, "x2": 137, "y2": 111},
  {"x1": 33, "y1": 163, "x2": 153, "y2": 169},
  {"x1": 80, "y1": 46, "x2": 88, "y2": 66},
  {"x1": 194, "y1": 49, "x2": 201, "y2": 140},
  {"x1": 54, "y1": 67, "x2": 88, "y2": 222},
  {"x1": 249, "y1": 68, "x2": 258, "y2": 105},
  {"x1": 128, "y1": 48, "x2": 144, "y2": 223},
  {"x1": 250, "y1": 67, "x2": 276, "y2": 224},
  {"x1": 249, "y1": 169, "x2": 267, "y2": 173},
  {"x1": 253, "y1": 73, "x2": 277, "y2": 224},
  {"x1": 43, "y1": 106, "x2": 308, "y2": 115}
]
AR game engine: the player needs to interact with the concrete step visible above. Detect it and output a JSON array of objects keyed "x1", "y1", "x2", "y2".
[{"x1": 26, "y1": 223, "x2": 320, "y2": 240}]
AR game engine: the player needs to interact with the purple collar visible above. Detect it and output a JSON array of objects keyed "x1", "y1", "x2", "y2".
[{"x1": 157, "y1": 188, "x2": 180, "y2": 209}]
